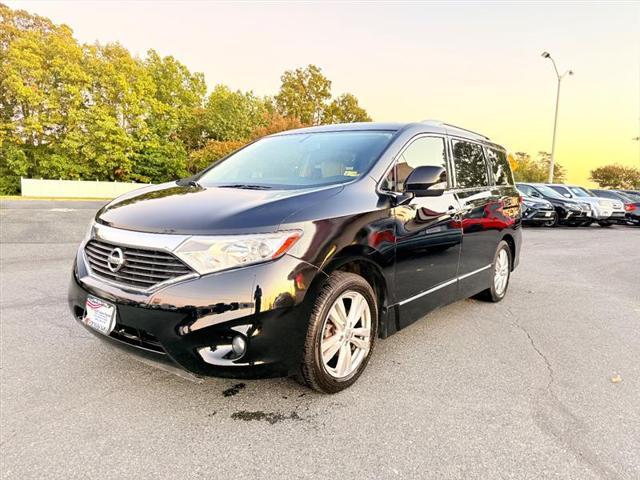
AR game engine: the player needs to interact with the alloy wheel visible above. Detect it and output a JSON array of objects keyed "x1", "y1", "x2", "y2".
[
  {"x1": 494, "y1": 248, "x2": 510, "y2": 296},
  {"x1": 320, "y1": 291, "x2": 372, "y2": 379}
]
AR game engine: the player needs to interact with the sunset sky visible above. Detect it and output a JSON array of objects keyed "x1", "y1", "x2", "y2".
[{"x1": 6, "y1": 1, "x2": 640, "y2": 185}]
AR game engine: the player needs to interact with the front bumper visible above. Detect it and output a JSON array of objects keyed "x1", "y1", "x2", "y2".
[
  {"x1": 69, "y1": 251, "x2": 325, "y2": 379},
  {"x1": 608, "y1": 211, "x2": 628, "y2": 224},
  {"x1": 522, "y1": 207, "x2": 556, "y2": 223},
  {"x1": 559, "y1": 209, "x2": 587, "y2": 222}
]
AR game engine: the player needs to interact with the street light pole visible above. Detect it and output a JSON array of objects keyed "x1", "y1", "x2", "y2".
[{"x1": 542, "y1": 52, "x2": 573, "y2": 183}]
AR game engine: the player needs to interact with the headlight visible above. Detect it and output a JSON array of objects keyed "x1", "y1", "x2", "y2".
[{"x1": 174, "y1": 230, "x2": 302, "y2": 275}]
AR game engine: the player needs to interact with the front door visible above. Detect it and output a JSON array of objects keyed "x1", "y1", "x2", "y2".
[{"x1": 384, "y1": 135, "x2": 463, "y2": 328}]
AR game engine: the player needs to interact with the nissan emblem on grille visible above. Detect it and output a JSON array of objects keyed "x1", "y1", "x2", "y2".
[
  {"x1": 84, "y1": 240, "x2": 193, "y2": 289},
  {"x1": 107, "y1": 247, "x2": 125, "y2": 272}
]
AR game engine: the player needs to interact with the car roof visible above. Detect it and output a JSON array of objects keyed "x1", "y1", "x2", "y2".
[{"x1": 272, "y1": 120, "x2": 499, "y2": 147}]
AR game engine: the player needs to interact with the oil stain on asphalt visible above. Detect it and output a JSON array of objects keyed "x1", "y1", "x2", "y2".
[
  {"x1": 231, "y1": 411, "x2": 302, "y2": 424},
  {"x1": 222, "y1": 383, "x2": 246, "y2": 397}
]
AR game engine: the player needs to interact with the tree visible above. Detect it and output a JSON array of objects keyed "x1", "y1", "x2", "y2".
[
  {"x1": 510, "y1": 151, "x2": 566, "y2": 183},
  {"x1": 250, "y1": 112, "x2": 305, "y2": 139},
  {"x1": 0, "y1": 4, "x2": 372, "y2": 193},
  {"x1": 590, "y1": 164, "x2": 640, "y2": 189},
  {"x1": 275, "y1": 65, "x2": 332, "y2": 125},
  {"x1": 203, "y1": 85, "x2": 268, "y2": 141},
  {"x1": 323, "y1": 93, "x2": 371, "y2": 124},
  {"x1": 187, "y1": 140, "x2": 245, "y2": 174}
]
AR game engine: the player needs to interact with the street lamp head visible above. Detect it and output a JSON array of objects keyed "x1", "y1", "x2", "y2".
[
  {"x1": 541, "y1": 51, "x2": 551, "y2": 58},
  {"x1": 568, "y1": 70, "x2": 574, "y2": 76}
]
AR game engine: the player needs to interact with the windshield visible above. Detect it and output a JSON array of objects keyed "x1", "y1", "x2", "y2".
[
  {"x1": 535, "y1": 185, "x2": 567, "y2": 199},
  {"x1": 569, "y1": 187, "x2": 594, "y2": 197},
  {"x1": 620, "y1": 191, "x2": 640, "y2": 202},
  {"x1": 197, "y1": 131, "x2": 394, "y2": 189}
]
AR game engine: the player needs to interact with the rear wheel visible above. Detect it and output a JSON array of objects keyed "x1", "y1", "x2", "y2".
[
  {"x1": 297, "y1": 272, "x2": 377, "y2": 393},
  {"x1": 476, "y1": 240, "x2": 512, "y2": 303}
]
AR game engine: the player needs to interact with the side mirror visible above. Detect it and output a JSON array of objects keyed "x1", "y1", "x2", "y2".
[
  {"x1": 563, "y1": 193, "x2": 571, "y2": 198},
  {"x1": 404, "y1": 166, "x2": 447, "y2": 197}
]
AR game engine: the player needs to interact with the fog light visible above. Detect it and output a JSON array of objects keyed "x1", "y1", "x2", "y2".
[{"x1": 231, "y1": 335, "x2": 247, "y2": 356}]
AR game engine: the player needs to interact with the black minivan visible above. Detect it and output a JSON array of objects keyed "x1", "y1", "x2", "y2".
[{"x1": 69, "y1": 121, "x2": 522, "y2": 393}]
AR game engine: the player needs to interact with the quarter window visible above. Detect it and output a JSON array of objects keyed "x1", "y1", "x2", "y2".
[
  {"x1": 486, "y1": 148, "x2": 513, "y2": 186},
  {"x1": 383, "y1": 136, "x2": 448, "y2": 191},
  {"x1": 451, "y1": 140, "x2": 489, "y2": 189}
]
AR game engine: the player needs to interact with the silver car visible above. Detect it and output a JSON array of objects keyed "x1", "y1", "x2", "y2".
[{"x1": 546, "y1": 184, "x2": 624, "y2": 227}]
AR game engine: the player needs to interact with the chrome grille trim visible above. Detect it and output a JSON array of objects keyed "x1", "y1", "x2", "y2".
[{"x1": 82, "y1": 224, "x2": 198, "y2": 292}]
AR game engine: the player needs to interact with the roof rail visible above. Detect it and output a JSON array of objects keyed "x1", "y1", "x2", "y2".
[{"x1": 421, "y1": 119, "x2": 490, "y2": 140}]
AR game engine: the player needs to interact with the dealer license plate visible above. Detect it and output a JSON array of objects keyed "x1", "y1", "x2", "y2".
[{"x1": 83, "y1": 295, "x2": 116, "y2": 335}]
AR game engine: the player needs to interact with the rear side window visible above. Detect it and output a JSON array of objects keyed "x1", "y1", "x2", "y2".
[
  {"x1": 486, "y1": 148, "x2": 513, "y2": 186},
  {"x1": 451, "y1": 139, "x2": 489, "y2": 189}
]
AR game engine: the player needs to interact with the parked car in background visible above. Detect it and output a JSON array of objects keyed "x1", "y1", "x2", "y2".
[
  {"x1": 590, "y1": 189, "x2": 640, "y2": 226},
  {"x1": 546, "y1": 184, "x2": 622, "y2": 227},
  {"x1": 517, "y1": 191, "x2": 557, "y2": 226},
  {"x1": 516, "y1": 183, "x2": 589, "y2": 226}
]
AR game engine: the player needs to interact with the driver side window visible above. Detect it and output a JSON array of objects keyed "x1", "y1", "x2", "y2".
[{"x1": 382, "y1": 136, "x2": 448, "y2": 192}]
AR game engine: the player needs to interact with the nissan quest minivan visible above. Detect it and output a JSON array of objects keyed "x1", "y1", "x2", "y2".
[{"x1": 69, "y1": 121, "x2": 522, "y2": 393}]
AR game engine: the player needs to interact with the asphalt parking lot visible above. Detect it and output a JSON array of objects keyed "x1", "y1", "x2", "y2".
[{"x1": 1, "y1": 199, "x2": 639, "y2": 480}]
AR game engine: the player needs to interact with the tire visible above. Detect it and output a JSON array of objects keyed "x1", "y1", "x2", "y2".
[
  {"x1": 580, "y1": 220, "x2": 593, "y2": 227},
  {"x1": 476, "y1": 240, "x2": 512, "y2": 303},
  {"x1": 297, "y1": 271, "x2": 377, "y2": 393},
  {"x1": 598, "y1": 221, "x2": 612, "y2": 227}
]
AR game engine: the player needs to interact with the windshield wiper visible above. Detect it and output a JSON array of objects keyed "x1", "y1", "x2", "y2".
[{"x1": 217, "y1": 184, "x2": 273, "y2": 190}]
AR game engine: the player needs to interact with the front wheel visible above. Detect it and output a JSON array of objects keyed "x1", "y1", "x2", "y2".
[
  {"x1": 297, "y1": 272, "x2": 377, "y2": 393},
  {"x1": 476, "y1": 240, "x2": 512, "y2": 303},
  {"x1": 598, "y1": 221, "x2": 612, "y2": 227}
]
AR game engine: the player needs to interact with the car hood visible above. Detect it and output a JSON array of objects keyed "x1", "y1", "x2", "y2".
[
  {"x1": 523, "y1": 196, "x2": 552, "y2": 207},
  {"x1": 545, "y1": 196, "x2": 582, "y2": 208},
  {"x1": 96, "y1": 182, "x2": 343, "y2": 234}
]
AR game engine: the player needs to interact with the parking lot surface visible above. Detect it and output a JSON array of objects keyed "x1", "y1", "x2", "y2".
[{"x1": 1, "y1": 200, "x2": 639, "y2": 480}]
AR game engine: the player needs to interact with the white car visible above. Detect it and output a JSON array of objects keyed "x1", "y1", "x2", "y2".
[{"x1": 546, "y1": 184, "x2": 623, "y2": 226}]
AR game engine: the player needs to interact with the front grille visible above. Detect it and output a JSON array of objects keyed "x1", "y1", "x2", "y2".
[
  {"x1": 110, "y1": 324, "x2": 165, "y2": 354},
  {"x1": 84, "y1": 239, "x2": 193, "y2": 289}
]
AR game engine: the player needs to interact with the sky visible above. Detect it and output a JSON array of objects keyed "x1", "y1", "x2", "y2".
[{"x1": 6, "y1": 0, "x2": 640, "y2": 185}]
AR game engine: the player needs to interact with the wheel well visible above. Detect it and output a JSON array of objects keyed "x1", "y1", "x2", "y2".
[
  {"x1": 327, "y1": 259, "x2": 388, "y2": 319},
  {"x1": 502, "y1": 234, "x2": 516, "y2": 270}
]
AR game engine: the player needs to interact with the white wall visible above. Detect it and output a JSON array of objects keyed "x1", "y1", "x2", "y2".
[{"x1": 20, "y1": 178, "x2": 152, "y2": 199}]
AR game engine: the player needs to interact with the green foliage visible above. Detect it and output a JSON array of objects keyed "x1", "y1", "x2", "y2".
[
  {"x1": 204, "y1": 85, "x2": 268, "y2": 141},
  {"x1": 275, "y1": 65, "x2": 331, "y2": 125},
  {"x1": 323, "y1": 93, "x2": 371, "y2": 124},
  {"x1": 590, "y1": 164, "x2": 640, "y2": 189},
  {"x1": 510, "y1": 151, "x2": 566, "y2": 183},
  {"x1": 0, "y1": 5, "x2": 371, "y2": 194}
]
